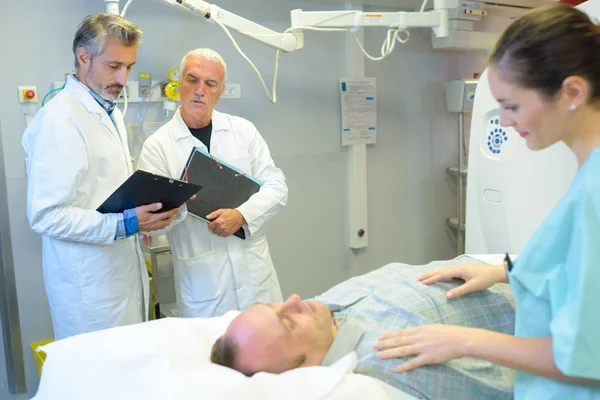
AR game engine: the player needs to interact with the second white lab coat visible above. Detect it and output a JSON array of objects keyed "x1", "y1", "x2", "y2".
[
  {"x1": 137, "y1": 108, "x2": 287, "y2": 317},
  {"x1": 22, "y1": 76, "x2": 148, "y2": 340}
]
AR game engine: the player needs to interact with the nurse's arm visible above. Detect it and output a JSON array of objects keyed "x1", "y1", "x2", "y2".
[
  {"x1": 469, "y1": 332, "x2": 600, "y2": 383},
  {"x1": 377, "y1": 326, "x2": 600, "y2": 384}
]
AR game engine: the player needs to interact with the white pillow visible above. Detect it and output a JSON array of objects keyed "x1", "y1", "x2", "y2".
[{"x1": 33, "y1": 312, "x2": 413, "y2": 400}]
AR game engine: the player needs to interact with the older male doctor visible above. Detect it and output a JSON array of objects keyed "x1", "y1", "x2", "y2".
[{"x1": 137, "y1": 48, "x2": 287, "y2": 318}]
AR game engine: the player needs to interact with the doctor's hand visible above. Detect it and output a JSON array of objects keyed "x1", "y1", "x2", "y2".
[
  {"x1": 418, "y1": 264, "x2": 508, "y2": 299},
  {"x1": 135, "y1": 203, "x2": 180, "y2": 232},
  {"x1": 374, "y1": 325, "x2": 475, "y2": 373},
  {"x1": 206, "y1": 209, "x2": 246, "y2": 237}
]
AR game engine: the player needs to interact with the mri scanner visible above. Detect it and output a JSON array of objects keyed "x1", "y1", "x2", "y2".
[
  {"x1": 465, "y1": 0, "x2": 600, "y2": 255},
  {"x1": 464, "y1": 71, "x2": 578, "y2": 255}
]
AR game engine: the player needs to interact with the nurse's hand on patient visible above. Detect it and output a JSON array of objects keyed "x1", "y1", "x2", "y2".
[
  {"x1": 135, "y1": 203, "x2": 180, "y2": 232},
  {"x1": 418, "y1": 264, "x2": 508, "y2": 299},
  {"x1": 373, "y1": 325, "x2": 473, "y2": 373},
  {"x1": 206, "y1": 209, "x2": 245, "y2": 237}
]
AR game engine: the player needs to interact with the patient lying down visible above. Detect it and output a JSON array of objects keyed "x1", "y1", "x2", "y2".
[{"x1": 211, "y1": 257, "x2": 516, "y2": 400}]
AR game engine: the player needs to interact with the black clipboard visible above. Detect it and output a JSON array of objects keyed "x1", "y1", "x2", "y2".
[
  {"x1": 97, "y1": 170, "x2": 202, "y2": 214},
  {"x1": 180, "y1": 147, "x2": 261, "y2": 239}
]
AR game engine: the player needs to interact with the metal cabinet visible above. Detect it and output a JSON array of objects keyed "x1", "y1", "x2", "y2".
[
  {"x1": 444, "y1": 79, "x2": 477, "y2": 255},
  {"x1": 140, "y1": 235, "x2": 177, "y2": 319}
]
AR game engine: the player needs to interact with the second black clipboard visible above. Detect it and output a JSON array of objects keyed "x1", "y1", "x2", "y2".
[
  {"x1": 180, "y1": 147, "x2": 261, "y2": 240},
  {"x1": 97, "y1": 170, "x2": 202, "y2": 214}
]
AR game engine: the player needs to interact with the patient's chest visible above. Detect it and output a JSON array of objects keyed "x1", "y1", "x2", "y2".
[{"x1": 318, "y1": 260, "x2": 516, "y2": 400}]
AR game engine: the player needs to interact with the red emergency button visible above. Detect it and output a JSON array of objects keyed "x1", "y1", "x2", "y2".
[{"x1": 18, "y1": 86, "x2": 38, "y2": 103}]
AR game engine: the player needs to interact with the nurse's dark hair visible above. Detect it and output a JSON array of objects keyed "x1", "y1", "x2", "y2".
[
  {"x1": 489, "y1": 4, "x2": 600, "y2": 103},
  {"x1": 72, "y1": 13, "x2": 143, "y2": 69}
]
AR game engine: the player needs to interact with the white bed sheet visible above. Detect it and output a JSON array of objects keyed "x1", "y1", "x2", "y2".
[{"x1": 33, "y1": 311, "x2": 417, "y2": 400}]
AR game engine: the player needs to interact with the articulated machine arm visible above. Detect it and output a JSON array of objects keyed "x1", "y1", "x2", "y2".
[
  {"x1": 290, "y1": 1, "x2": 457, "y2": 39},
  {"x1": 160, "y1": 0, "x2": 458, "y2": 52},
  {"x1": 167, "y1": 0, "x2": 305, "y2": 52},
  {"x1": 116, "y1": 0, "x2": 458, "y2": 102}
]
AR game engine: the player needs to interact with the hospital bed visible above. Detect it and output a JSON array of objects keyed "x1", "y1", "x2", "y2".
[
  {"x1": 31, "y1": 1, "x2": 600, "y2": 397},
  {"x1": 32, "y1": 257, "x2": 512, "y2": 400}
]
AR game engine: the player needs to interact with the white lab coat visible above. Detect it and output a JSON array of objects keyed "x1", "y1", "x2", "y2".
[
  {"x1": 137, "y1": 108, "x2": 287, "y2": 317},
  {"x1": 22, "y1": 76, "x2": 148, "y2": 340}
]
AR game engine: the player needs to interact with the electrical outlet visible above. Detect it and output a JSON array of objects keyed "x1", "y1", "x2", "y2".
[
  {"x1": 118, "y1": 84, "x2": 130, "y2": 100},
  {"x1": 139, "y1": 73, "x2": 152, "y2": 98},
  {"x1": 221, "y1": 84, "x2": 242, "y2": 99}
]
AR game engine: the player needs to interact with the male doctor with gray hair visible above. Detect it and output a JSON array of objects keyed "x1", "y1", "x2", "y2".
[
  {"x1": 137, "y1": 48, "x2": 287, "y2": 318},
  {"x1": 23, "y1": 13, "x2": 180, "y2": 339}
]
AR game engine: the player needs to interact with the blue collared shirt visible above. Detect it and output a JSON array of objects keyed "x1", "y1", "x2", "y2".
[
  {"x1": 71, "y1": 75, "x2": 117, "y2": 116},
  {"x1": 115, "y1": 208, "x2": 139, "y2": 240}
]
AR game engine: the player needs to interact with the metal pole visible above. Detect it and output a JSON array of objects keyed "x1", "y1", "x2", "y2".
[
  {"x1": 457, "y1": 112, "x2": 464, "y2": 255},
  {"x1": 0, "y1": 118, "x2": 27, "y2": 393}
]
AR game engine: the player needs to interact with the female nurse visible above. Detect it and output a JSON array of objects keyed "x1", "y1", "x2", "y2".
[{"x1": 375, "y1": 4, "x2": 600, "y2": 399}]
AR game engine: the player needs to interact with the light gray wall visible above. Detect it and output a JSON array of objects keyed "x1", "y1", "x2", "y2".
[{"x1": 0, "y1": 0, "x2": 481, "y2": 397}]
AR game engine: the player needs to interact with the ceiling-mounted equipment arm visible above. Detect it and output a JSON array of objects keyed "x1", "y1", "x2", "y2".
[
  {"x1": 159, "y1": 0, "x2": 457, "y2": 51},
  {"x1": 149, "y1": 0, "x2": 459, "y2": 102},
  {"x1": 165, "y1": 0, "x2": 304, "y2": 52},
  {"x1": 105, "y1": 0, "x2": 120, "y2": 14},
  {"x1": 290, "y1": 0, "x2": 458, "y2": 38}
]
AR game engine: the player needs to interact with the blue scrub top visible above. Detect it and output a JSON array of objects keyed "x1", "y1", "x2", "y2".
[{"x1": 509, "y1": 147, "x2": 600, "y2": 399}]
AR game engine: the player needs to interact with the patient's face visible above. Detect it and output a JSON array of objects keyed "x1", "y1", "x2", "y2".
[{"x1": 225, "y1": 294, "x2": 336, "y2": 375}]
